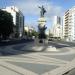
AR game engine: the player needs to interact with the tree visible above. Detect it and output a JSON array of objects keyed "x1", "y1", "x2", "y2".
[
  {"x1": 32, "y1": 30, "x2": 38, "y2": 37},
  {"x1": 49, "y1": 33, "x2": 53, "y2": 38},
  {"x1": 0, "y1": 9, "x2": 14, "y2": 40}
]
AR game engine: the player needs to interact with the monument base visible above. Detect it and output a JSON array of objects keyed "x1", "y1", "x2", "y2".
[
  {"x1": 35, "y1": 38, "x2": 48, "y2": 46},
  {"x1": 22, "y1": 38, "x2": 57, "y2": 52}
]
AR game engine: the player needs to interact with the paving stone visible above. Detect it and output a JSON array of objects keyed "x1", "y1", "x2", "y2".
[{"x1": 7, "y1": 61, "x2": 58, "y2": 75}]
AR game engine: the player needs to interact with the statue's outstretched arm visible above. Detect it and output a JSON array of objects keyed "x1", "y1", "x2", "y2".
[{"x1": 38, "y1": 6, "x2": 41, "y2": 9}]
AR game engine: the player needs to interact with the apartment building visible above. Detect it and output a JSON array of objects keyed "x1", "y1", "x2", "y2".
[
  {"x1": 63, "y1": 6, "x2": 75, "y2": 41},
  {"x1": 52, "y1": 16, "x2": 62, "y2": 39}
]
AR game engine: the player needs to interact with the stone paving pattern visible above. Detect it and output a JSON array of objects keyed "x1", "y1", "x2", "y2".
[{"x1": 0, "y1": 41, "x2": 75, "y2": 75}]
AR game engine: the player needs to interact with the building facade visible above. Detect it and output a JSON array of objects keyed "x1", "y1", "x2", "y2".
[
  {"x1": 52, "y1": 16, "x2": 62, "y2": 39},
  {"x1": 2, "y1": 6, "x2": 24, "y2": 38},
  {"x1": 63, "y1": 6, "x2": 75, "y2": 41}
]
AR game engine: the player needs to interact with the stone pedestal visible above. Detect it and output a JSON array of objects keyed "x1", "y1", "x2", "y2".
[
  {"x1": 38, "y1": 17, "x2": 47, "y2": 38},
  {"x1": 35, "y1": 38, "x2": 48, "y2": 46},
  {"x1": 38, "y1": 17, "x2": 46, "y2": 28}
]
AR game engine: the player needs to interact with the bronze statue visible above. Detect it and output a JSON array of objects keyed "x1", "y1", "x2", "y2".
[{"x1": 39, "y1": 5, "x2": 46, "y2": 17}]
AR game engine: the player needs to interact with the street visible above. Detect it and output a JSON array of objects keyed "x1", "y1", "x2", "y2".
[{"x1": 0, "y1": 40, "x2": 75, "y2": 75}]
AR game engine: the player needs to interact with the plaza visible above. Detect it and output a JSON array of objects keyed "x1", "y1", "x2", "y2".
[{"x1": 0, "y1": 40, "x2": 75, "y2": 75}]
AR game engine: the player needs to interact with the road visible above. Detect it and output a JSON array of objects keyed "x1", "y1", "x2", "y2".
[{"x1": 0, "y1": 40, "x2": 75, "y2": 75}]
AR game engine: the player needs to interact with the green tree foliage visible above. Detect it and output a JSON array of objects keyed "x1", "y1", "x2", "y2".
[
  {"x1": 0, "y1": 9, "x2": 14, "y2": 39},
  {"x1": 49, "y1": 33, "x2": 53, "y2": 38},
  {"x1": 32, "y1": 30, "x2": 38, "y2": 37}
]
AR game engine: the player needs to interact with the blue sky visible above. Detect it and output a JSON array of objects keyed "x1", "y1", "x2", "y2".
[{"x1": 0, "y1": 0, "x2": 75, "y2": 30}]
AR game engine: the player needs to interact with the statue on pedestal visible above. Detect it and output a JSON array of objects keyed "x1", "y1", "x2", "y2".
[
  {"x1": 38, "y1": 5, "x2": 47, "y2": 42},
  {"x1": 39, "y1": 5, "x2": 46, "y2": 17}
]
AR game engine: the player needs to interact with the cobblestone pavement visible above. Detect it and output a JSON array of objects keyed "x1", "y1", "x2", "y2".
[{"x1": 0, "y1": 41, "x2": 75, "y2": 75}]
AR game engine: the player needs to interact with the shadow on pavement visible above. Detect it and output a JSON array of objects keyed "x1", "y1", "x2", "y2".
[
  {"x1": 0, "y1": 39, "x2": 35, "y2": 56},
  {"x1": 0, "y1": 40, "x2": 75, "y2": 56},
  {"x1": 0, "y1": 39, "x2": 34, "y2": 46}
]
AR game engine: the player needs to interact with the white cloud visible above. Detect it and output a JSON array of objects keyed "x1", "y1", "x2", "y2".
[
  {"x1": 13, "y1": 0, "x2": 64, "y2": 28},
  {"x1": 14, "y1": 0, "x2": 63, "y2": 16}
]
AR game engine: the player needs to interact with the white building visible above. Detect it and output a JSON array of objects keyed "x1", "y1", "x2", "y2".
[
  {"x1": 63, "y1": 6, "x2": 75, "y2": 41},
  {"x1": 2, "y1": 6, "x2": 24, "y2": 38},
  {"x1": 24, "y1": 26, "x2": 35, "y2": 39},
  {"x1": 24, "y1": 26, "x2": 35, "y2": 32},
  {"x1": 52, "y1": 16, "x2": 62, "y2": 39}
]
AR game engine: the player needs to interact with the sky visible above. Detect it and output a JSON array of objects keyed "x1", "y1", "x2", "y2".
[{"x1": 0, "y1": 0, "x2": 75, "y2": 30}]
